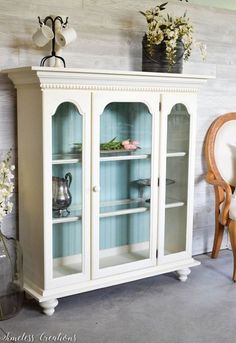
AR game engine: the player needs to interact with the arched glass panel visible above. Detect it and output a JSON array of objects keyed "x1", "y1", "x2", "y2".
[
  {"x1": 164, "y1": 104, "x2": 190, "y2": 255},
  {"x1": 52, "y1": 102, "x2": 83, "y2": 278},
  {"x1": 99, "y1": 102, "x2": 152, "y2": 269},
  {"x1": 52, "y1": 102, "x2": 82, "y2": 156}
]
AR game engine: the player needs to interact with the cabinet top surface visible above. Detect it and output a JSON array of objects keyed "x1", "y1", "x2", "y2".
[
  {"x1": 2, "y1": 66, "x2": 214, "y2": 80},
  {"x1": 2, "y1": 67, "x2": 214, "y2": 92}
]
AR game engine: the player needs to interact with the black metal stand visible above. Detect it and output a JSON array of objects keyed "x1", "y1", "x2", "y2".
[{"x1": 38, "y1": 15, "x2": 68, "y2": 67}]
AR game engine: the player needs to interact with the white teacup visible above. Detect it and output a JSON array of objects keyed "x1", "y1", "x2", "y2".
[
  {"x1": 55, "y1": 27, "x2": 77, "y2": 47},
  {"x1": 32, "y1": 25, "x2": 54, "y2": 47}
]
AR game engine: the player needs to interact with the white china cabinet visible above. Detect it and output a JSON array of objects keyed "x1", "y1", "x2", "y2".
[{"x1": 4, "y1": 67, "x2": 210, "y2": 315}]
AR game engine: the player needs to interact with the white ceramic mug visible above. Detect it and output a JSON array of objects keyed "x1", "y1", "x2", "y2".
[
  {"x1": 55, "y1": 27, "x2": 77, "y2": 47},
  {"x1": 32, "y1": 24, "x2": 54, "y2": 47}
]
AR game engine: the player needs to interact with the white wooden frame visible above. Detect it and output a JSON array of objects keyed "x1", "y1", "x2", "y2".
[
  {"x1": 158, "y1": 93, "x2": 197, "y2": 264},
  {"x1": 91, "y1": 91, "x2": 159, "y2": 278},
  {"x1": 42, "y1": 89, "x2": 91, "y2": 289}
]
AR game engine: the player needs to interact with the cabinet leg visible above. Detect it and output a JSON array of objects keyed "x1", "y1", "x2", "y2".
[
  {"x1": 176, "y1": 268, "x2": 191, "y2": 282},
  {"x1": 40, "y1": 299, "x2": 58, "y2": 316}
]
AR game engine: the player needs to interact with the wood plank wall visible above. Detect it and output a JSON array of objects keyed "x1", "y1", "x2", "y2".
[{"x1": 0, "y1": 0, "x2": 234, "y2": 253}]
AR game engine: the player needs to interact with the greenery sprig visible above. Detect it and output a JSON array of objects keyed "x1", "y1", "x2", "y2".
[{"x1": 100, "y1": 137, "x2": 123, "y2": 151}]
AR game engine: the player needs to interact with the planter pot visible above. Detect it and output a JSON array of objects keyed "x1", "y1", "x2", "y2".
[{"x1": 142, "y1": 35, "x2": 184, "y2": 73}]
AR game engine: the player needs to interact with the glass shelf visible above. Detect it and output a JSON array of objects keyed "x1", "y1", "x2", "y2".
[
  {"x1": 100, "y1": 149, "x2": 151, "y2": 162},
  {"x1": 140, "y1": 197, "x2": 185, "y2": 208},
  {"x1": 165, "y1": 198, "x2": 185, "y2": 208},
  {"x1": 166, "y1": 152, "x2": 187, "y2": 158},
  {"x1": 52, "y1": 153, "x2": 82, "y2": 165},
  {"x1": 100, "y1": 199, "x2": 149, "y2": 218},
  {"x1": 52, "y1": 209, "x2": 82, "y2": 224},
  {"x1": 136, "y1": 178, "x2": 175, "y2": 187}
]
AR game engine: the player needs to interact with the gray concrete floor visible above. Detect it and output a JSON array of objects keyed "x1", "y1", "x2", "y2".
[{"x1": 1, "y1": 250, "x2": 236, "y2": 343}]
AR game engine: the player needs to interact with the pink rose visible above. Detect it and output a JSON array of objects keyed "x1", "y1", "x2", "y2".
[
  {"x1": 122, "y1": 140, "x2": 130, "y2": 146},
  {"x1": 123, "y1": 143, "x2": 137, "y2": 151},
  {"x1": 131, "y1": 140, "x2": 139, "y2": 146}
]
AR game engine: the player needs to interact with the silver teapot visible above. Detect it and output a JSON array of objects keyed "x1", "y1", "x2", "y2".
[{"x1": 52, "y1": 172, "x2": 72, "y2": 216}]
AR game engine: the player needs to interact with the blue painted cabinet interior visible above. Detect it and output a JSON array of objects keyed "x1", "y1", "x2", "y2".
[
  {"x1": 99, "y1": 102, "x2": 152, "y2": 267},
  {"x1": 52, "y1": 102, "x2": 82, "y2": 156},
  {"x1": 52, "y1": 102, "x2": 83, "y2": 274}
]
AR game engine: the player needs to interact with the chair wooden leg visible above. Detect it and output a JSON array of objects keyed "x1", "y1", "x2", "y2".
[
  {"x1": 228, "y1": 220, "x2": 236, "y2": 282},
  {"x1": 212, "y1": 220, "x2": 225, "y2": 258}
]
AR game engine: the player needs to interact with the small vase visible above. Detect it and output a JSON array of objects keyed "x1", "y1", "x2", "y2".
[
  {"x1": 142, "y1": 35, "x2": 184, "y2": 73},
  {"x1": 0, "y1": 230, "x2": 24, "y2": 320}
]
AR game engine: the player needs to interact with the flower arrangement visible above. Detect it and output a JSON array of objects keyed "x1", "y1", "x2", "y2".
[
  {"x1": 0, "y1": 149, "x2": 15, "y2": 222},
  {"x1": 140, "y1": 2, "x2": 206, "y2": 69},
  {"x1": 74, "y1": 138, "x2": 140, "y2": 152}
]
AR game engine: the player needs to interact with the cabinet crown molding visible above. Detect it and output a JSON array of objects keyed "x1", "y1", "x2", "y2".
[{"x1": 2, "y1": 66, "x2": 213, "y2": 92}]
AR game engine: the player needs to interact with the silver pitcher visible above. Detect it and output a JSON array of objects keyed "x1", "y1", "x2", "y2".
[{"x1": 52, "y1": 172, "x2": 72, "y2": 216}]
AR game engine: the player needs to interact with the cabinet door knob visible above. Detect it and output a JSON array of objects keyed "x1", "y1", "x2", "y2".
[{"x1": 93, "y1": 186, "x2": 100, "y2": 192}]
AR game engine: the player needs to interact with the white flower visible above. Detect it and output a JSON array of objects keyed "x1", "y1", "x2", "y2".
[
  {"x1": 166, "y1": 29, "x2": 175, "y2": 38},
  {"x1": 0, "y1": 149, "x2": 15, "y2": 222},
  {"x1": 0, "y1": 208, "x2": 6, "y2": 219},
  {"x1": 7, "y1": 202, "x2": 13, "y2": 213}
]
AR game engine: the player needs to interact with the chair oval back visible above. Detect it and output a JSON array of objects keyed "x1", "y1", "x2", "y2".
[{"x1": 205, "y1": 113, "x2": 236, "y2": 187}]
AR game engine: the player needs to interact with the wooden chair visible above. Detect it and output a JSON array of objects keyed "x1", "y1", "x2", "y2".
[{"x1": 205, "y1": 112, "x2": 236, "y2": 281}]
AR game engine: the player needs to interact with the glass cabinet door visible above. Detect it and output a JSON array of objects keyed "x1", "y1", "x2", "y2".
[
  {"x1": 160, "y1": 102, "x2": 192, "y2": 262},
  {"x1": 92, "y1": 94, "x2": 159, "y2": 278},
  {"x1": 51, "y1": 100, "x2": 89, "y2": 284}
]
